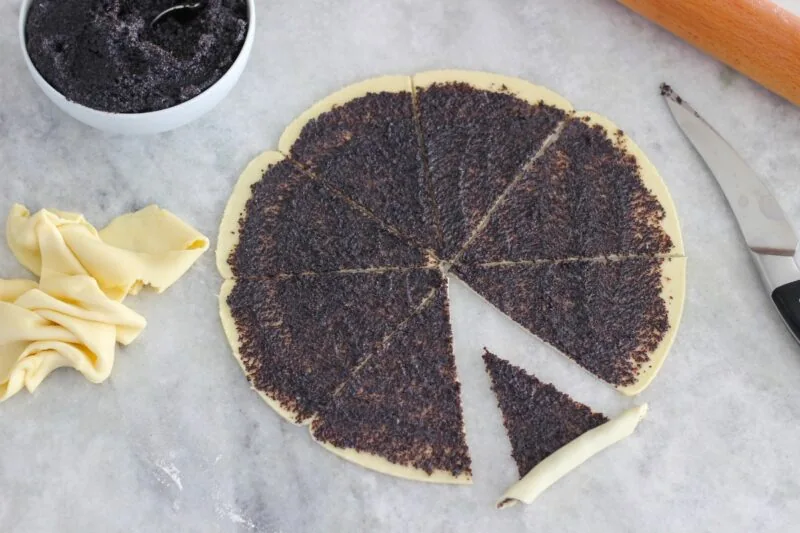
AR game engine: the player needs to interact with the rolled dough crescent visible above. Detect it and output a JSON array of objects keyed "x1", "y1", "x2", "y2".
[
  {"x1": 216, "y1": 151, "x2": 285, "y2": 280},
  {"x1": 577, "y1": 111, "x2": 685, "y2": 257},
  {"x1": 278, "y1": 75, "x2": 413, "y2": 156},
  {"x1": 310, "y1": 427, "x2": 473, "y2": 485},
  {"x1": 412, "y1": 69, "x2": 574, "y2": 114},
  {"x1": 218, "y1": 279, "x2": 308, "y2": 425},
  {"x1": 497, "y1": 404, "x2": 647, "y2": 509}
]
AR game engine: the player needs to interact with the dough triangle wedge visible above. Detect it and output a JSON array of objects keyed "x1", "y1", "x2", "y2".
[
  {"x1": 482, "y1": 350, "x2": 646, "y2": 509},
  {"x1": 454, "y1": 256, "x2": 685, "y2": 393},
  {"x1": 216, "y1": 150, "x2": 432, "y2": 279},
  {"x1": 219, "y1": 269, "x2": 442, "y2": 425},
  {"x1": 279, "y1": 76, "x2": 439, "y2": 252},
  {"x1": 462, "y1": 112, "x2": 683, "y2": 264},
  {"x1": 412, "y1": 70, "x2": 573, "y2": 259},
  {"x1": 309, "y1": 285, "x2": 472, "y2": 484}
]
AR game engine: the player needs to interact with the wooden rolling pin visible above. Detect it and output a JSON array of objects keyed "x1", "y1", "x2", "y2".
[{"x1": 617, "y1": 0, "x2": 800, "y2": 107}]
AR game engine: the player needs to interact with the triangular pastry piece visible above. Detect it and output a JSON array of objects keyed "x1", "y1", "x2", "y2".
[
  {"x1": 310, "y1": 287, "x2": 472, "y2": 483},
  {"x1": 482, "y1": 350, "x2": 646, "y2": 508}
]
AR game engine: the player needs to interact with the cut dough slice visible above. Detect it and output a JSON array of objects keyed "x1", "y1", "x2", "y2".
[
  {"x1": 310, "y1": 286, "x2": 472, "y2": 483},
  {"x1": 216, "y1": 150, "x2": 432, "y2": 279},
  {"x1": 482, "y1": 350, "x2": 646, "y2": 508},
  {"x1": 219, "y1": 269, "x2": 443, "y2": 424},
  {"x1": 279, "y1": 76, "x2": 439, "y2": 251},
  {"x1": 413, "y1": 70, "x2": 573, "y2": 259},
  {"x1": 462, "y1": 112, "x2": 683, "y2": 264},
  {"x1": 454, "y1": 256, "x2": 685, "y2": 393}
]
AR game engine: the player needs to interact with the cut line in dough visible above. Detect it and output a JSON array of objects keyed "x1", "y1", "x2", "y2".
[
  {"x1": 577, "y1": 111, "x2": 685, "y2": 257},
  {"x1": 412, "y1": 70, "x2": 574, "y2": 114},
  {"x1": 216, "y1": 151, "x2": 286, "y2": 280},
  {"x1": 450, "y1": 120, "x2": 569, "y2": 265},
  {"x1": 497, "y1": 404, "x2": 647, "y2": 509},
  {"x1": 278, "y1": 75, "x2": 413, "y2": 156},
  {"x1": 218, "y1": 278, "x2": 307, "y2": 425},
  {"x1": 310, "y1": 423, "x2": 473, "y2": 485},
  {"x1": 473, "y1": 252, "x2": 684, "y2": 269},
  {"x1": 412, "y1": 70, "x2": 575, "y2": 263}
]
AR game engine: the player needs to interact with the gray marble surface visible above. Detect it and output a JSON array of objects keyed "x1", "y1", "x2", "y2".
[{"x1": 3, "y1": 0, "x2": 800, "y2": 531}]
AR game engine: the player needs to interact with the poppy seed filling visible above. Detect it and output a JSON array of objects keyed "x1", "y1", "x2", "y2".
[{"x1": 25, "y1": 0, "x2": 248, "y2": 113}]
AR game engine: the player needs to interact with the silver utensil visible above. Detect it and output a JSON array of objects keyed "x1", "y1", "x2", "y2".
[
  {"x1": 151, "y1": 2, "x2": 205, "y2": 28},
  {"x1": 663, "y1": 84, "x2": 800, "y2": 343}
]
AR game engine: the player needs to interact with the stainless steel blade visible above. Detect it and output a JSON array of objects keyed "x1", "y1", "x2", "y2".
[{"x1": 663, "y1": 87, "x2": 798, "y2": 256}]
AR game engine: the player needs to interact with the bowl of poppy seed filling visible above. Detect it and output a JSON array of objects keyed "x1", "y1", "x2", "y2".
[{"x1": 19, "y1": 0, "x2": 254, "y2": 135}]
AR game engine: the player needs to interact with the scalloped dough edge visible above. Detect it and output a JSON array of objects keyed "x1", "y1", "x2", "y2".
[
  {"x1": 219, "y1": 279, "x2": 308, "y2": 425},
  {"x1": 216, "y1": 150, "x2": 286, "y2": 280},
  {"x1": 278, "y1": 75, "x2": 413, "y2": 155},
  {"x1": 497, "y1": 404, "x2": 647, "y2": 509}
]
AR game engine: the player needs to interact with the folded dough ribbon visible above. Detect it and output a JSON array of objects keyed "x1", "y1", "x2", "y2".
[
  {"x1": 0, "y1": 204, "x2": 209, "y2": 402},
  {"x1": 7, "y1": 204, "x2": 209, "y2": 300}
]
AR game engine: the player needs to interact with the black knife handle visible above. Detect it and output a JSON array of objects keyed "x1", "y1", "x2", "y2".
[{"x1": 771, "y1": 280, "x2": 800, "y2": 341}]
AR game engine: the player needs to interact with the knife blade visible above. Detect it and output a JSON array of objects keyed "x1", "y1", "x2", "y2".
[{"x1": 662, "y1": 83, "x2": 800, "y2": 343}]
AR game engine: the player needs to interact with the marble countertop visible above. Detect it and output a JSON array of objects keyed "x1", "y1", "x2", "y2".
[{"x1": 4, "y1": 0, "x2": 800, "y2": 531}]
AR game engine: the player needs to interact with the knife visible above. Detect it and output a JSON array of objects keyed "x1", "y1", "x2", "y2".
[{"x1": 662, "y1": 84, "x2": 800, "y2": 342}]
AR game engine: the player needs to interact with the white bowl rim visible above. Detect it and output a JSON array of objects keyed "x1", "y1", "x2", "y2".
[{"x1": 17, "y1": 0, "x2": 256, "y2": 119}]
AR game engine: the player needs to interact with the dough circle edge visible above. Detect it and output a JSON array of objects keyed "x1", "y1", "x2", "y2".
[
  {"x1": 216, "y1": 150, "x2": 286, "y2": 280},
  {"x1": 219, "y1": 278, "x2": 308, "y2": 425},
  {"x1": 310, "y1": 427, "x2": 473, "y2": 485}
]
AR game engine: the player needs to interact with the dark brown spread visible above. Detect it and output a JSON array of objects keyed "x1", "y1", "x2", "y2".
[
  {"x1": 228, "y1": 157, "x2": 427, "y2": 278},
  {"x1": 288, "y1": 91, "x2": 440, "y2": 252},
  {"x1": 311, "y1": 289, "x2": 472, "y2": 477},
  {"x1": 226, "y1": 269, "x2": 442, "y2": 423},
  {"x1": 415, "y1": 82, "x2": 567, "y2": 259},
  {"x1": 483, "y1": 350, "x2": 608, "y2": 477},
  {"x1": 456, "y1": 258, "x2": 670, "y2": 386},
  {"x1": 223, "y1": 75, "x2": 681, "y2": 468},
  {"x1": 463, "y1": 116, "x2": 674, "y2": 264},
  {"x1": 25, "y1": 0, "x2": 247, "y2": 113}
]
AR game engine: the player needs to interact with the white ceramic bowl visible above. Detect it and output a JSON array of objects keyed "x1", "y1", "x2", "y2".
[{"x1": 18, "y1": 0, "x2": 255, "y2": 135}]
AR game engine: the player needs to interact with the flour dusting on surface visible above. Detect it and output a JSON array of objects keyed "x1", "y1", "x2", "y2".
[
  {"x1": 155, "y1": 459, "x2": 184, "y2": 491},
  {"x1": 215, "y1": 501, "x2": 258, "y2": 531}
]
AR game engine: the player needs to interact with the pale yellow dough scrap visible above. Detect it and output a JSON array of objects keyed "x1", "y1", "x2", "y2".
[
  {"x1": 310, "y1": 426, "x2": 472, "y2": 485},
  {"x1": 577, "y1": 111, "x2": 685, "y2": 257},
  {"x1": 8, "y1": 204, "x2": 209, "y2": 301},
  {"x1": 0, "y1": 204, "x2": 208, "y2": 401},
  {"x1": 218, "y1": 279, "x2": 307, "y2": 425},
  {"x1": 0, "y1": 276, "x2": 145, "y2": 400},
  {"x1": 412, "y1": 69, "x2": 574, "y2": 114},
  {"x1": 278, "y1": 75, "x2": 413, "y2": 155},
  {"x1": 216, "y1": 151, "x2": 285, "y2": 280},
  {"x1": 497, "y1": 404, "x2": 648, "y2": 509},
  {"x1": 618, "y1": 256, "x2": 687, "y2": 395}
]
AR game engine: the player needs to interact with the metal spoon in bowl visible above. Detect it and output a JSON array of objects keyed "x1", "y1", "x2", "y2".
[{"x1": 150, "y1": 2, "x2": 206, "y2": 28}]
